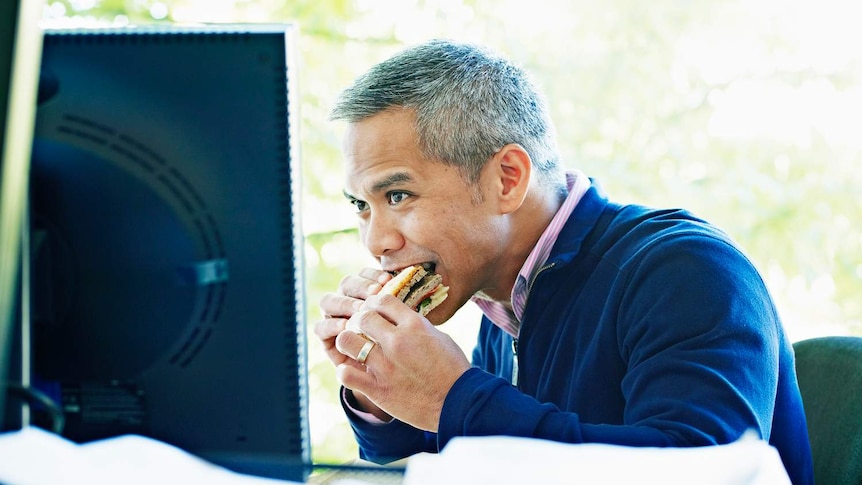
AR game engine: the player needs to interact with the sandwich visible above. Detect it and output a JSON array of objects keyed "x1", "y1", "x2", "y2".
[
  {"x1": 346, "y1": 265, "x2": 449, "y2": 339},
  {"x1": 380, "y1": 265, "x2": 449, "y2": 316}
]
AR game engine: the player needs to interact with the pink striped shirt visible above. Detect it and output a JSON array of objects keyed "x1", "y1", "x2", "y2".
[{"x1": 471, "y1": 171, "x2": 590, "y2": 337}]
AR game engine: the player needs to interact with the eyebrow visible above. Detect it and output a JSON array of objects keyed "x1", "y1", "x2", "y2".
[
  {"x1": 343, "y1": 171, "x2": 415, "y2": 201},
  {"x1": 370, "y1": 172, "x2": 414, "y2": 193}
]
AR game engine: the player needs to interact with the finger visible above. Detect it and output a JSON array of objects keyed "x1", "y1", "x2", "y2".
[
  {"x1": 335, "y1": 326, "x2": 384, "y2": 368},
  {"x1": 319, "y1": 292, "x2": 363, "y2": 319},
  {"x1": 344, "y1": 307, "x2": 400, "y2": 344},
  {"x1": 338, "y1": 269, "x2": 390, "y2": 299},
  {"x1": 312, "y1": 317, "x2": 353, "y2": 367},
  {"x1": 335, "y1": 327, "x2": 370, "y2": 357},
  {"x1": 363, "y1": 293, "x2": 426, "y2": 332},
  {"x1": 343, "y1": 308, "x2": 371, "y2": 336},
  {"x1": 358, "y1": 267, "x2": 393, "y2": 286},
  {"x1": 336, "y1": 361, "x2": 377, "y2": 396},
  {"x1": 313, "y1": 316, "x2": 345, "y2": 341},
  {"x1": 335, "y1": 332, "x2": 383, "y2": 384}
]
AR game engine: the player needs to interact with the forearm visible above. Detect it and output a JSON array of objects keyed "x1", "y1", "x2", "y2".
[{"x1": 437, "y1": 368, "x2": 762, "y2": 451}]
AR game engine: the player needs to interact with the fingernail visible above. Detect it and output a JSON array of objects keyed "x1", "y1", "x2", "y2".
[{"x1": 368, "y1": 282, "x2": 381, "y2": 294}]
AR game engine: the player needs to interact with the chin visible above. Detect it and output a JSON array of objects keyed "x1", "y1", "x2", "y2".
[{"x1": 425, "y1": 302, "x2": 457, "y2": 326}]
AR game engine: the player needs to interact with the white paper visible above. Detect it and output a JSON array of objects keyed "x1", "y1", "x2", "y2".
[
  {"x1": 403, "y1": 432, "x2": 791, "y2": 485},
  {"x1": 0, "y1": 427, "x2": 301, "y2": 485}
]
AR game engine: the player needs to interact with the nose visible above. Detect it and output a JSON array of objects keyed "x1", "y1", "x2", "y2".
[{"x1": 361, "y1": 212, "x2": 405, "y2": 257}]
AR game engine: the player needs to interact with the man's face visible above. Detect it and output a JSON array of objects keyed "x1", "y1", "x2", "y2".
[{"x1": 342, "y1": 109, "x2": 510, "y2": 324}]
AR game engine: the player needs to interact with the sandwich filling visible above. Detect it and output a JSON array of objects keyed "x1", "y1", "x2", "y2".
[{"x1": 381, "y1": 265, "x2": 449, "y2": 316}]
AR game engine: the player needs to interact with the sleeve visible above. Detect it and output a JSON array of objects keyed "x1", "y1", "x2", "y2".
[
  {"x1": 341, "y1": 387, "x2": 438, "y2": 463},
  {"x1": 437, "y1": 233, "x2": 782, "y2": 451},
  {"x1": 613, "y1": 233, "x2": 780, "y2": 445}
]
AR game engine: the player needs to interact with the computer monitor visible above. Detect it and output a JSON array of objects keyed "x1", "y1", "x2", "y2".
[
  {"x1": 26, "y1": 25, "x2": 310, "y2": 481},
  {"x1": 1, "y1": 0, "x2": 43, "y2": 428}
]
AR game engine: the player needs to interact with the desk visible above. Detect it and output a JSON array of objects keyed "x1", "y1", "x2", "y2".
[{"x1": 306, "y1": 462, "x2": 405, "y2": 485}]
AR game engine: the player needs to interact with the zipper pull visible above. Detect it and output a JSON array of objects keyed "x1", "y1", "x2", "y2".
[{"x1": 511, "y1": 338, "x2": 519, "y2": 387}]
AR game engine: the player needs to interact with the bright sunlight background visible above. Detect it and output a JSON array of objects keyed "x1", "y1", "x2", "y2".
[{"x1": 43, "y1": 0, "x2": 862, "y2": 463}]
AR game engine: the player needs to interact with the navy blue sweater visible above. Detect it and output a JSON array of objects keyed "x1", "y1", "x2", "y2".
[{"x1": 346, "y1": 183, "x2": 813, "y2": 485}]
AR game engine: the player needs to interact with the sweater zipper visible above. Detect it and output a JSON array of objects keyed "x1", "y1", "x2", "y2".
[
  {"x1": 527, "y1": 261, "x2": 556, "y2": 293},
  {"x1": 512, "y1": 261, "x2": 556, "y2": 388},
  {"x1": 511, "y1": 338, "x2": 519, "y2": 387}
]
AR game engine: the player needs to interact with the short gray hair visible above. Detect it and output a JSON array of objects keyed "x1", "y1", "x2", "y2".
[{"x1": 330, "y1": 39, "x2": 565, "y2": 192}]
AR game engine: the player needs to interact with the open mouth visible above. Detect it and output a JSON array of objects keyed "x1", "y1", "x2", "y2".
[{"x1": 389, "y1": 261, "x2": 435, "y2": 276}]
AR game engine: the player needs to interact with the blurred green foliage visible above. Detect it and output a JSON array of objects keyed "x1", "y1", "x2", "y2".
[{"x1": 43, "y1": 0, "x2": 862, "y2": 463}]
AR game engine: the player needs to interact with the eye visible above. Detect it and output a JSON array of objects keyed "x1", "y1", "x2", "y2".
[
  {"x1": 349, "y1": 198, "x2": 368, "y2": 213},
  {"x1": 387, "y1": 191, "x2": 410, "y2": 205}
]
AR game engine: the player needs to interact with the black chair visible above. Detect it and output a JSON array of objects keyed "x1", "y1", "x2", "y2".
[{"x1": 793, "y1": 336, "x2": 862, "y2": 485}]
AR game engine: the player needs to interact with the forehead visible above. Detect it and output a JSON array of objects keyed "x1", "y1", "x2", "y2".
[{"x1": 342, "y1": 109, "x2": 434, "y2": 195}]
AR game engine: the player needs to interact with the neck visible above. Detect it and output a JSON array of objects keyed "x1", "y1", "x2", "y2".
[{"x1": 481, "y1": 186, "x2": 565, "y2": 302}]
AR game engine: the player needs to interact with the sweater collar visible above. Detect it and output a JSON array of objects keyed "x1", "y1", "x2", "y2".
[{"x1": 471, "y1": 170, "x2": 595, "y2": 337}]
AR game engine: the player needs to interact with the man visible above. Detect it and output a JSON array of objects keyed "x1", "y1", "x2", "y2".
[{"x1": 313, "y1": 39, "x2": 813, "y2": 485}]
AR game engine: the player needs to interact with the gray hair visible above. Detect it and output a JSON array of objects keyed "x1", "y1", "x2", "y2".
[{"x1": 330, "y1": 39, "x2": 565, "y2": 192}]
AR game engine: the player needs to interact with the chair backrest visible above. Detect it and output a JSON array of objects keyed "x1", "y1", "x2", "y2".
[{"x1": 793, "y1": 336, "x2": 862, "y2": 485}]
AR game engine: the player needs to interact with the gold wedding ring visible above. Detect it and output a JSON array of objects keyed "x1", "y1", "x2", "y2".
[{"x1": 356, "y1": 339, "x2": 376, "y2": 366}]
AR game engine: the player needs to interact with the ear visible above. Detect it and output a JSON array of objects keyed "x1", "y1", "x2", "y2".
[{"x1": 490, "y1": 143, "x2": 531, "y2": 214}]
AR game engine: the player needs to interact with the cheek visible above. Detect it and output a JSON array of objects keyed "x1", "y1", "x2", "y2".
[
  {"x1": 429, "y1": 210, "x2": 504, "y2": 258},
  {"x1": 357, "y1": 222, "x2": 371, "y2": 248},
  {"x1": 403, "y1": 196, "x2": 504, "y2": 259}
]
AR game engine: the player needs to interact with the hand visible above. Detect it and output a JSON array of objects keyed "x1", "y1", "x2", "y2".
[
  {"x1": 313, "y1": 268, "x2": 391, "y2": 368},
  {"x1": 314, "y1": 268, "x2": 393, "y2": 418},
  {"x1": 335, "y1": 292, "x2": 472, "y2": 432}
]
